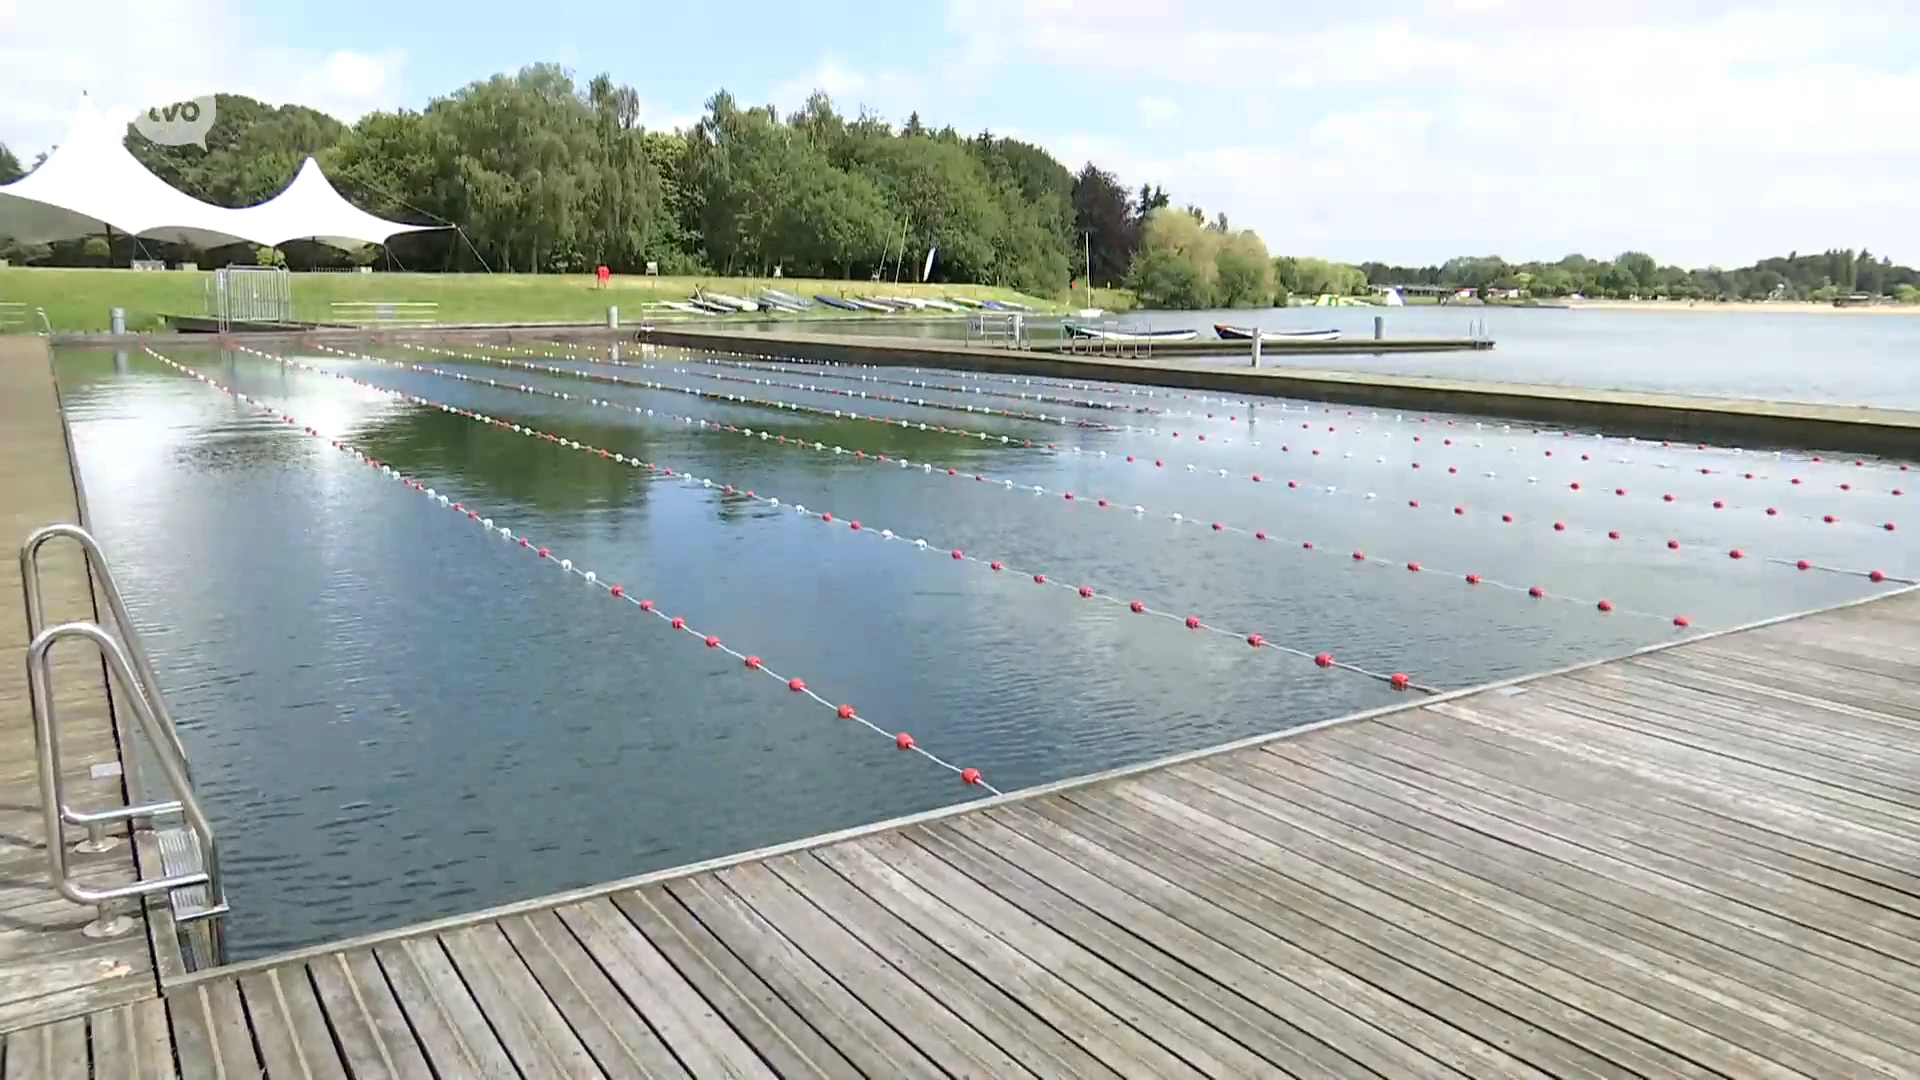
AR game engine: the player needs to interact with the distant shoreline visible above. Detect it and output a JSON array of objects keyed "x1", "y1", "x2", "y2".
[{"x1": 1561, "y1": 299, "x2": 1920, "y2": 316}]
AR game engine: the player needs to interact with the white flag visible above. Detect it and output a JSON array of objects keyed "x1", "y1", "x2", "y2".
[{"x1": 922, "y1": 246, "x2": 937, "y2": 282}]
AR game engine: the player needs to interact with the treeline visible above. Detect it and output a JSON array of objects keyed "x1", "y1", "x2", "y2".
[
  {"x1": 1359, "y1": 251, "x2": 1920, "y2": 303},
  {"x1": 0, "y1": 65, "x2": 1215, "y2": 298}
]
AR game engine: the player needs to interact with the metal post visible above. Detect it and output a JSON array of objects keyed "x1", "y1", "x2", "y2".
[
  {"x1": 109, "y1": 307, "x2": 125, "y2": 335},
  {"x1": 607, "y1": 305, "x2": 619, "y2": 329},
  {"x1": 1374, "y1": 315, "x2": 1385, "y2": 340},
  {"x1": 1251, "y1": 333, "x2": 1262, "y2": 368}
]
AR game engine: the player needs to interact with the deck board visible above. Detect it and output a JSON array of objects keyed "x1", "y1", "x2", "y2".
[
  {"x1": 5, "y1": 344, "x2": 1918, "y2": 1078},
  {"x1": 0, "y1": 337, "x2": 156, "y2": 1032}
]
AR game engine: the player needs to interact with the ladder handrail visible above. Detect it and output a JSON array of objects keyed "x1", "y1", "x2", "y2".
[
  {"x1": 22, "y1": 524, "x2": 189, "y2": 767},
  {"x1": 27, "y1": 621, "x2": 221, "y2": 910},
  {"x1": 19, "y1": 524, "x2": 224, "y2": 929}
]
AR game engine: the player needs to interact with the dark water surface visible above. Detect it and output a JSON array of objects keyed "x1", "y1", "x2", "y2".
[{"x1": 55, "y1": 340, "x2": 1915, "y2": 960}]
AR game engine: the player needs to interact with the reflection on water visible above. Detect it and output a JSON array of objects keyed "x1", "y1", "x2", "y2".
[{"x1": 54, "y1": 336, "x2": 1915, "y2": 960}]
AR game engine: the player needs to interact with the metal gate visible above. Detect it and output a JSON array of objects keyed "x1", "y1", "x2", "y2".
[{"x1": 205, "y1": 266, "x2": 294, "y2": 330}]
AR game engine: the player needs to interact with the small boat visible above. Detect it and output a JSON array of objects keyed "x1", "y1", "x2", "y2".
[
  {"x1": 978, "y1": 300, "x2": 1012, "y2": 311},
  {"x1": 1213, "y1": 324, "x2": 1342, "y2": 342},
  {"x1": 685, "y1": 298, "x2": 734, "y2": 314},
  {"x1": 814, "y1": 295, "x2": 863, "y2": 311},
  {"x1": 847, "y1": 298, "x2": 895, "y2": 313},
  {"x1": 661, "y1": 302, "x2": 709, "y2": 315},
  {"x1": 944, "y1": 296, "x2": 984, "y2": 308},
  {"x1": 1073, "y1": 307, "x2": 1105, "y2": 319},
  {"x1": 701, "y1": 291, "x2": 760, "y2": 312},
  {"x1": 760, "y1": 288, "x2": 814, "y2": 311},
  {"x1": 998, "y1": 300, "x2": 1034, "y2": 312},
  {"x1": 920, "y1": 298, "x2": 965, "y2": 313},
  {"x1": 1064, "y1": 323, "x2": 1199, "y2": 342},
  {"x1": 874, "y1": 295, "x2": 925, "y2": 310}
]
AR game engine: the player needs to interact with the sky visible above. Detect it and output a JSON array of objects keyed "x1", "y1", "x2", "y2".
[{"x1": 3, "y1": 0, "x2": 1915, "y2": 268}]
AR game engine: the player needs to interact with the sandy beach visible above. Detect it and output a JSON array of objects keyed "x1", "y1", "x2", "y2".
[{"x1": 1564, "y1": 299, "x2": 1920, "y2": 315}]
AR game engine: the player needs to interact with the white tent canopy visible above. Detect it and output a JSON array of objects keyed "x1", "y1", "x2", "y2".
[{"x1": 0, "y1": 96, "x2": 439, "y2": 249}]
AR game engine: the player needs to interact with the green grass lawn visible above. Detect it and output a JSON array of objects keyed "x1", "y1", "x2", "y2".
[{"x1": 0, "y1": 267, "x2": 1095, "y2": 332}]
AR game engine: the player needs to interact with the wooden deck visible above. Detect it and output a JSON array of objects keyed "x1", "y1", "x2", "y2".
[
  {"x1": 0, "y1": 338, "x2": 158, "y2": 1033},
  {"x1": 0, "y1": 582, "x2": 1910, "y2": 1077}
]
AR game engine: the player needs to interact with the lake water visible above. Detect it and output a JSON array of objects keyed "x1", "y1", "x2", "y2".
[
  {"x1": 827, "y1": 305, "x2": 1920, "y2": 409},
  {"x1": 54, "y1": 319, "x2": 1916, "y2": 960}
]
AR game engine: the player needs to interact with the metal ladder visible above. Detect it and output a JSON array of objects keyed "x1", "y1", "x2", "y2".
[{"x1": 21, "y1": 523, "x2": 227, "y2": 940}]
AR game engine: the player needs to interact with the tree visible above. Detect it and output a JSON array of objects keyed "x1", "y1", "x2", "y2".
[
  {"x1": 125, "y1": 93, "x2": 346, "y2": 206},
  {"x1": 0, "y1": 143, "x2": 21, "y2": 184},
  {"x1": 1071, "y1": 164, "x2": 1136, "y2": 288},
  {"x1": 1214, "y1": 230, "x2": 1273, "y2": 307},
  {"x1": 1125, "y1": 206, "x2": 1221, "y2": 308}
]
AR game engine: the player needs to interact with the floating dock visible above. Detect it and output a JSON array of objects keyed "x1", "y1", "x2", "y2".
[
  {"x1": 5, "y1": 334, "x2": 1919, "y2": 1077},
  {"x1": 627, "y1": 326, "x2": 1920, "y2": 456}
]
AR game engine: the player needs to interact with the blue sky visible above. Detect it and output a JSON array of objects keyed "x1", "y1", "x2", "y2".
[{"x1": 4, "y1": 0, "x2": 1917, "y2": 267}]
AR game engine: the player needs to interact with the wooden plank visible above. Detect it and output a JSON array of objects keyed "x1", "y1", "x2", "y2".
[
  {"x1": 663, "y1": 873, "x2": 943, "y2": 1078},
  {"x1": 88, "y1": 998, "x2": 173, "y2": 1080},
  {"x1": 1183, "y1": 755, "x2": 1824, "y2": 1079},
  {"x1": 1057, "y1": 784, "x2": 1651, "y2": 1080},
  {"x1": 758, "y1": 854, "x2": 1104, "y2": 1076},
  {"x1": 1376, "y1": 706, "x2": 1920, "y2": 899},
  {"x1": 945, "y1": 807, "x2": 1455, "y2": 1078},
  {"x1": 813, "y1": 839, "x2": 1207, "y2": 1080},
  {"x1": 1232, "y1": 746, "x2": 1911, "y2": 1077},
  {"x1": 239, "y1": 966, "x2": 349, "y2": 1080},
  {"x1": 890, "y1": 826, "x2": 1326, "y2": 1077},
  {"x1": 307, "y1": 950, "x2": 435, "y2": 1080},
  {"x1": 167, "y1": 979, "x2": 264, "y2": 1080},
  {"x1": 497, "y1": 909, "x2": 690, "y2": 1079},
  {"x1": 1355, "y1": 715, "x2": 1920, "y2": 920},
  {"x1": 373, "y1": 937, "x2": 519, "y2": 1080},
  {"x1": 2, "y1": 1017, "x2": 88, "y2": 1080},
  {"x1": 1314, "y1": 724, "x2": 1920, "y2": 1066},
  {"x1": 608, "y1": 887, "x2": 848, "y2": 1078},
  {"x1": 438, "y1": 922, "x2": 604, "y2": 1077},
  {"x1": 560, "y1": 895, "x2": 777, "y2": 1079}
]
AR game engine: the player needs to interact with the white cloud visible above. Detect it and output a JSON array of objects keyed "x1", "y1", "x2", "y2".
[
  {"x1": 951, "y1": 0, "x2": 1920, "y2": 265},
  {"x1": 768, "y1": 56, "x2": 925, "y2": 124},
  {"x1": 1135, "y1": 96, "x2": 1180, "y2": 128},
  {"x1": 0, "y1": 0, "x2": 408, "y2": 157}
]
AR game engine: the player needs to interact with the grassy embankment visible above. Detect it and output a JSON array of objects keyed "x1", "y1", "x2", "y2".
[{"x1": 0, "y1": 267, "x2": 1126, "y2": 332}]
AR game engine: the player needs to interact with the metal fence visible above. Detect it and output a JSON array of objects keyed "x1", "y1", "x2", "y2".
[
  {"x1": 966, "y1": 312, "x2": 1027, "y2": 349},
  {"x1": 204, "y1": 266, "x2": 294, "y2": 330},
  {"x1": 328, "y1": 301, "x2": 441, "y2": 327},
  {"x1": 0, "y1": 302, "x2": 28, "y2": 334}
]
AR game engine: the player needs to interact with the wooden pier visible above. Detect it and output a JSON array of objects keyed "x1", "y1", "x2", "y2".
[
  {"x1": 0, "y1": 338, "x2": 161, "y2": 1034},
  {"x1": 4, "y1": 333, "x2": 1919, "y2": 1077}
]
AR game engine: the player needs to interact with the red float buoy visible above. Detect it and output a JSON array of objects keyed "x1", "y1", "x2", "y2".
[
  {"x1": 1730, "y1": 548, "x2": 1745, "y2": 559},
  {"x1": 1501, "y1": 513, "x2": 1513, "y2": 523},
  {"x1": 960, "y1": 767, "x2": 981, "y2": 784},
  {"x1": 640, "y1": 599, "x2": 654, "y2": 611},
  {"x1": 1389, "y1": 673, "x2": 1410, "y2": 691},
  {"x1": 836, "y1": 704, "x2": 855, "y2": 719},
  {"x1": 1667, "y1": 539, "x2": 1680, "y2": 550},
  {"x1": 1251, "y1": 474, "x2": 1261, "y2": 482},
  {"x1": 610, "y1": 585, "x2": 624, "y2": 597},
  {"x1": 1064, "y1": 492, "x2": 1074, "y2": 500},
  {"x1": 1796, "y1": 559, "x2": 1811, "y2": 570},
  {"x1": 1098, "y1": 498, "x2": 1108, "y2": 507},
  {"x1": 990, "y1": 560, "x2": 1003, "y2": 571},
  {"x1": 1673, "y1": 615, "x2": 1690, "y2": 627},
  {"x1": 1154, "y1": 459, "x2": 1163, "y2": 467},
  {"x1": 1314, "y1": 652, "x2": 1333, "y2": 668},
  {"x1": 1454, "y1": 506, "x2": 1464, "y2": 515},
  {"x1": 1033, "y1": 573, "x2": 1046, "y2": 584},
  {"x1": 1597, "y1": 599, "x2": 1614, "y2": 612},
  {"x1": 1885, "y1": 523, "x2": 1896, "y2": 532},
  {"x1": 1766, "y1": 507, "x2": 1777, "y2": 515},
  {"x1": 537, "y1": 547, "x2": 550, "y2": 558},
  {"x1": 1552, "y1": 521, "x2": 1566, "y2": 531},
  {"x1": 1302, "y1": 540, "x2": 1314, "y2": 549},
  {"x1": 1409, "y1": 499, "x2": 1420, "y2": 508},
  {"x1": 1528, "y1": 586, "x2": 1544, "y2": 598},
  {"x1": 1247, "y1": 633, "x2": 1263, "y2": 647},
  {"x1": 1823, "y1": 514, "x2": 1835, "y2": 523},
  {"x1": 1570, "y1": 481, "x2": 1580, "y2": 491},
  {"x1": 822, "y1": 512, "x2": 833, "y2": 522},
  {"x1": 1351, "y1": 550, "x2": 1365, "y2": 560},
  {"x1": 788, "y1": 677, "x2": 806, "y2": 692},
  {"x1": 671, "y1": 616, "x2": 685, "y2": 629},
  {"x1": 1663, "y1": 493, "x2": 1674, "y2": 502},
  {"x1": 744, "y1": 655, "x2": 761, "y2": 668},
  {"x1": 1406, "y1": 561, "x2": 1421, "y2": 572},
  {"x1": 1713, "y1": 500, "x2": 1724, "y2": 509},
  {"x1": 704, "y1": 635, "x2": 720, "y2": 648},
  {"x1": 1129, "y1": 600, "x2": 1144, "y2": 613},
  {"x1": 1465, "y1": 573, "x2": 1480, "y2": 584},
  {"x1": 1185, "y1": 616, "x2": 1202, "y2": 629},
  {"x1": 895, "y1": 732, "x2": 914, "y2": 749},
  {"x1": 1255, "y1": 530, "x2": 1267, "y2": 540},
  {"x1": 1614, "y1": 487, "x2": 1626, "y2": 496},
  {"x1": 1078, "y1": 585, "x2": 1093, "y2": 598},
  {"x1": 1608, "y1": 530, "x2": 1620, "y2": 540}
]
